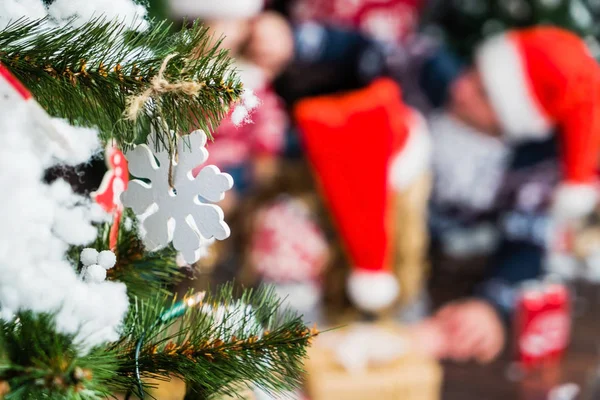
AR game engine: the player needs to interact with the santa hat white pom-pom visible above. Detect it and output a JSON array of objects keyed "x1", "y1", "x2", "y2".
[
  {"x1": 97, "y1": 250, "x2": 117, "y2": 270},
  {"x1": 80, "y1": 248, "x2": 99, "y2": 266},
  {"x1": 347, "y1": 270, "x2": 400, "y2": 312},
  {"x1": 84, "y1": 264, "x2": 107, "y2": 283},
  {"x1": 552, "y1": 183, "x2": 598, "y2": 221}
]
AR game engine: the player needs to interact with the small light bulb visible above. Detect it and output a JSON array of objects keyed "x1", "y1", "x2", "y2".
[{"x1": 185, "y1": 292, "x2": 206, "y2": 307}]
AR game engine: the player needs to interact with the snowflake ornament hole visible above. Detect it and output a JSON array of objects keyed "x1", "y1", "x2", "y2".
[{"x1": 121, "y1": 129, "x2": 234, "y2": 264}]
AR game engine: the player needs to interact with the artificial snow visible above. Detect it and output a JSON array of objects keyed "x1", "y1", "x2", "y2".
[
  {"x1": 0, "y1": 0, "x2": 47, "y2": 30},
  {"x1": 231, "y1": 89, "x2": 260, "y2": 126},
  {"x1": 0, "y1": 0, "x2": 148, "y2": 31},
  {"x1": 97, "y1": 250, "x2": 117, "y2": 269},
  {"x1": 80, "y1": 248, "x2": 117, "y2": 284},
  {"x1": 231, "y1": 105, "x2": 250, "y2": 126},
  {"x1": 48, "y1": 0, "x2": 148, "y2": 30},
  {"x1": 0, "y1": 101, "x2": 128, "y2": 350},
  {"x1": 80, "y1": 248, "x2": 100, "y2": 267},
  {"x1": 83, "y1": 264, "x2": 108, "y2": 283}
]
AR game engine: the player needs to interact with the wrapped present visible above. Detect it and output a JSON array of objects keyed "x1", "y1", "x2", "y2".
[{"x1": 304, "y1": 322, "x2": 442, "y2": 400}]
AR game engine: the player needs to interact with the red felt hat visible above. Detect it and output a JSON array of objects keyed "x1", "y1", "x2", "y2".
[
  {"x1": 476, "y1": 27, "x2": 600, "y2": 220},
  {"x1": 294, "y1": 78, "x2": 430, "y2": 312}
]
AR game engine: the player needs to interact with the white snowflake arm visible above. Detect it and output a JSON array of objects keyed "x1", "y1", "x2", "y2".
[
  {"x1": 121, "y1": 128, "x2": 234, "y2": 263},
  {"x1": 120, "y1": 180, "x2": 153, "y2": 215},
  {"x1": 194, "y1": 166, "x2": 234, "y2": 202},
  {"x1": 174, "y1": 129, "x2": 209, "y2": 180}
]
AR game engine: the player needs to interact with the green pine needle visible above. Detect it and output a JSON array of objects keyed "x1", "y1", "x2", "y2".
[
  {"x1": 0, "y1": 11, "x2": 314, "y2": 400},
  {"x1": 0, "y1": 17, "x2": 243, "y2": 148},
  {"x1": 110, "y1": 218, "x2": 183, "y2": 300},
  {"x1": 113, "y1": 284, "x2": 316, "y2": 398},
  {"x1": 68, "y1": 212, "x2": 183, "y2": 301},
  {"x1": 0, "y1": 312, "x2": 120, "y2": 400},
  {"x1": 0, "y1": 286, "x2": 316, "y2": 399}
]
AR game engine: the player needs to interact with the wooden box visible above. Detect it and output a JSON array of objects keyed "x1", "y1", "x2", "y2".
[{"x1": 304, "y1": 323, "x2": 442, "y2": 400}]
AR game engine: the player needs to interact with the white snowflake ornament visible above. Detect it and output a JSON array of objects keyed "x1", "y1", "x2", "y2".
[
  {"x1": 80, "y1": 248, "x2": 117, "y2": 283},
  {"x1": 121, "y1": 129, "x2": 233, "y2": 264}
]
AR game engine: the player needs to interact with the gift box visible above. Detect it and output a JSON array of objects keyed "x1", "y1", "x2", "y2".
[{"x1": 304, "y1": 322, "x2": 442, "y2": 400}]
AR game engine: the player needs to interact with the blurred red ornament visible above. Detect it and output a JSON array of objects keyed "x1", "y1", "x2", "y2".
[{"x1": 0, "y1": 62, "x2": 31, "y2": 100}]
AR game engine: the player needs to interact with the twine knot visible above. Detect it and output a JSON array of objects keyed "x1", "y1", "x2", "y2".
[{"x1": 125, "y1": 54, "x2": 206, "y2": 121}]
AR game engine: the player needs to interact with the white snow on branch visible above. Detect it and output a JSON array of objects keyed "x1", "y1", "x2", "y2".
[
  {"x1": 0, "y1": 101, "x2": 128, "y2": 350},
  {"x1": 0, "y1": 0, "x2": 148, "y2": 31}
]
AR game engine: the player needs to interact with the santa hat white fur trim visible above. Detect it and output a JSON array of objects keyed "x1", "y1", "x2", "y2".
[
  {"x1": 552, "y1": 183, "x2": 598, "y2": 220},
  {"x1": 389, "y1": 111, "x2": 432, "y2": 190},
  {"x1": 347, "y1": 270, "x2": 399, "y2": 312},
  {"x1": 476, "y1": 33, "x2": 553, "y2": 142},
  {"x1": 169, "y1": 0, "x2": 263, "y2": 19}
]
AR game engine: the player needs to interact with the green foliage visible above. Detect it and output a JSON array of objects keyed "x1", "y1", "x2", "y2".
[
  {"x1": 0, "y1": 17, "x2": 243, "y2": 148},
  {"x1": 0, "y1": 5, "x2": 314, "y2": 400},
  {"x1": 67, "y1": 212, "x2": 183, "y2": 301},
  {"x1": 0, "y1": 312, "x2": 119, "y2": 400},
  {"x1": 112, "y1": 284, "x2": 315, "y2": 398},
  {"x1": 145, "y1": 0, "x2": 171, "y2": 21},
  {"x1": 0, "y1": 286, "x2": 316, "y2": 399},
  {"x1": 111, "y1": 226, "x2": 183, "y2": 301}
]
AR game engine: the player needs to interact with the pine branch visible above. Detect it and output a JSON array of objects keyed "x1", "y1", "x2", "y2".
[
  {"x1": 0, "y1": 18, "x2": 243, "y2": 148},
  {"x1": 110, "y1": 218, "x2": 183, "y2": 300},
  {"x1": 68, "y1": 214, "x2": 184, "y2": 300},
  {"x1": 0, "y1": 288, "x2": 316, "y2": 399},
  {"x1": 112, "y1": 285, "x2": 317, "y2": 398},
  {"x1": 0, "y1": 312, "x2": 119, "y2": 399}
]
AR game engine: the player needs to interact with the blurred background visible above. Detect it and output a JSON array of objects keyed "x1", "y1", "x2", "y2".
[{"x1": 72, "y1": 0, "x2": 600, "y2": 399}]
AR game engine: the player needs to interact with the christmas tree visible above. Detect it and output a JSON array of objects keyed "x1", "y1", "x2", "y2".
[
  {"x1": 425, "y1": 0, "x2": 600, "y2": 60},
  {"x1": 0, "y1": 1, "x2": 315, "y2": 399}
]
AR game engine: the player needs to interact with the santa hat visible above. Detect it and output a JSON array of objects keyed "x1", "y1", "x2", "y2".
[
  {"x1": 475, "y1": 27, "x2": 600, "y2": 220},
  {"x1": 294, "y1": 78, "x2": 430, "y2": 312},
  {"x1": 169, "y1": 0, "x2": 263, "y2": 19}
]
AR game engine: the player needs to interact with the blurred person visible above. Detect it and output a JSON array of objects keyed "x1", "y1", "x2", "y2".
[
  {"x1": 169, "y1": 0, "x2": 294, "y2": 213},
  {"x1": 426, "y1": 26, "x2": 600, "y2": 364},
  {"x1": 274, "y1": 22, "x2": 389, "y2": 106},
  {"x1": 272, "y1": 0, "x2": 434, "y2": 109}
]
